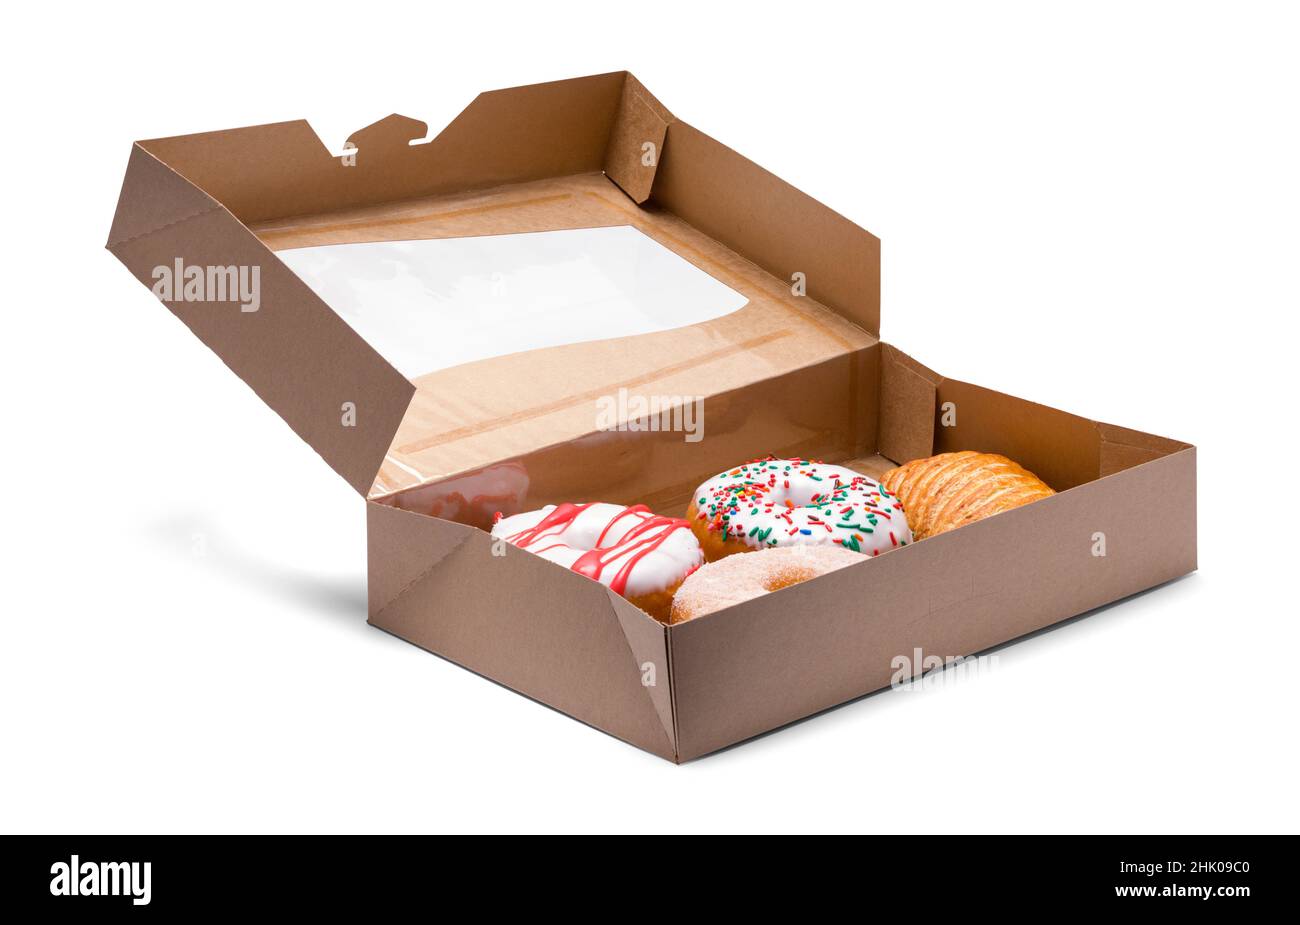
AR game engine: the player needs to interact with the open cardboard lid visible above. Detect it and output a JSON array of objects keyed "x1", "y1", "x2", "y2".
[{"x1": 107, "y1": 71, "x2": 881, "y2": 496}]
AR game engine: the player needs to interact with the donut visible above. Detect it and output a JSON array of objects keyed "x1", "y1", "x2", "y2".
[
  {"x1": 491, "y1": 502, "x2": 703, "y2": 623},
  {"x1": 686, "y1": 457, "x2": 913, "y2": 561},
  {"x1": 669, "y1": 545, "x2": 865, "y2": 623},
  {"x1": 391, "y1": 462, "x2": 530, "y2": 531}
]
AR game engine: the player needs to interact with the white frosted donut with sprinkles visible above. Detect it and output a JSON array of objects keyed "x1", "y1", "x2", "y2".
[
  {"x1": 492, "y1": 502, "x2": 703, "y2": 623},
  {"x1": 685, "y1": 457, "x2": 913, "y2": 561}
]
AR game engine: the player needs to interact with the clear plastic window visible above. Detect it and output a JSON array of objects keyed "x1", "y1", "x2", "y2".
[{"x1": 278, "y1": 225, "x2": 749, "y2": 379}]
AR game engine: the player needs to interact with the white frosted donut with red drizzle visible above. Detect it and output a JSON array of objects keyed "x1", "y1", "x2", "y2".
[
  {"x1": 686, "y1": 457, "x2": 913, "y2": 561},
  {"x1": 491, "y1": 502, "x2": 703, "y2": 623}
]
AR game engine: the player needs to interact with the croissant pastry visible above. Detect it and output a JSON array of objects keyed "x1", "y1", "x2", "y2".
[{"x1": 881, "y1": 451, "x2": 1055, "y2": 540}]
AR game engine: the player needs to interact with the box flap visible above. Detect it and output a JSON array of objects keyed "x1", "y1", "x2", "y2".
[
  {"x1": 1096, "y1": 422, "x2": 1191, "y2": 477},
  {"x1": 132, "y1": 71, "x2": 657, "y2": 226},
  {"x1": 107, "y1": 144, "x2": 415, "y2": 495},
  {"x1": 109, "y1": 72, "x2": 884, "y2": 498},
  {"x1": 878, "y1": 344, "x2": 940, "y2": 462},
  {"x1": 603, "y1": 73, "x2": 670, "y2": 203},
  {"x1": 653, "y1": 120, "x2": 881, "y2": 337}
]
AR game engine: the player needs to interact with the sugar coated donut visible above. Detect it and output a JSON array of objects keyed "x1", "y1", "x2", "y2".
[
  {"x1": 686, "y1": 457, "x2": 913, "y2": 561},
  {"x1": 669, "y1": 544, "x2": 865, "y2": 623},
  {"x1": 492, "y1": 502, "x2": 703, "y2": 623}
]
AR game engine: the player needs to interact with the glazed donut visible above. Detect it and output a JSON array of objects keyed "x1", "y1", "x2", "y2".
[
  {"x1": 492, "y1": 502, "x2": 703, "y2": 623},
  {"x1": 686, "y1": 457, "x2": 913, "y2": 561},
  {"x1": 669, "y1": 544, "x2": 865, "y2": 623}
]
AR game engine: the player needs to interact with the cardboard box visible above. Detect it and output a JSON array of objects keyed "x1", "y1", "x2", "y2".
[{"x1": 108, "y1": 71, "x2": 1197, "y2": 762}]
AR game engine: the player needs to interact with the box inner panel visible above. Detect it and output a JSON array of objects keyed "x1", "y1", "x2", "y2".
[{"x1": 253, "y1": 172, "x2": 876, "y2": 499}]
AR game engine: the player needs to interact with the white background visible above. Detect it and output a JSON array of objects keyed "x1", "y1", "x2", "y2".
[{"x1": 3, "y1": 1, "x2": 1296, "y2": 834}]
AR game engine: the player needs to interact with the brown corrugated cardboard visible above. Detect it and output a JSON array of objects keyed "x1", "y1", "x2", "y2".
[
  {"x1": 108, "y1": 71, "x2": 1197, "y2": 762},
  {"x1": 107, "y1": 144, "x2": 414, "y2": 494}
]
